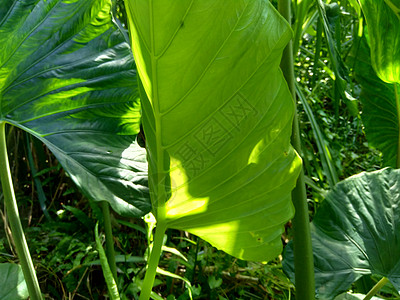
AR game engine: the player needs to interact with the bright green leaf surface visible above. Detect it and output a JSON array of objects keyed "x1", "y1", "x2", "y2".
[
  {"x1": 0, "y1": 263, "x2": 28, "y2": 300},
  {"x1": 0, "y1": 0, "x2": 150, "y2": 217},
  {"x1": 359, "y1": 0, "x2": 400, "y2": 83},
  {"x1": 351, "y1": 37, "x2": 400, "y2": 168},
  {"x1": 125, "y1": 0, "x2": 301, "y2": 261},
  {"x1": 283, "y1": 168, "x2": 400, "y2": 299}
]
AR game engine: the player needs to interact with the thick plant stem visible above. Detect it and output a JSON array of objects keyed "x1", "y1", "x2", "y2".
[
  {"x1": 364, "y1": 277, "x2": 389, "y2": 300},
  {"x1": 277, "y1": 1, "x2": 315, "y2": 299},
  {"x1": 0, "y1": 122, "x2": 43, "y2": 300},
  {"x1": 101, "y1": 201, "x2": 117, "y2": 281},
  {"x1": 139, "y1": 221, "x2": 167, "y2": 300}
]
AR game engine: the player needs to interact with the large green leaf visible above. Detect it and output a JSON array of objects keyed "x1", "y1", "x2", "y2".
[
  {"x1": 359, "y1": 0, "x2": 400, "y2": 83},
  {"x1": 0, "y1": 263, "x2": 28, "y2": 300},
  {"x1": 0, "y1": 0, "x2": 150, "y2": 217},
  {"x1": 125, "y1": 0, "x2": 301, "y2": 261},
  {"x1": 352, "y1": 0, "x2": 400, "y2": 167},
  {"x1": 283, "y1": 168, "x2": 400, "y2": 299},
  {"x1": 351, "y1": 37, "x2": 400, "y2": 168}
]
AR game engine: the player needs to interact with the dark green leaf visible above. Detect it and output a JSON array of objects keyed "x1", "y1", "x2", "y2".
[
  {"x1": 0, "y1": 263, "x2": 28, "y2": 300},
  {"x1": 283, "y1": 168, "x2": 400, "y2": 299},
  {"x1": 0, "y1": 0, "x2": 150, "y2": 217},
  {"x1": 351, "y1": 37, "x2": 399, "y2": 168}
]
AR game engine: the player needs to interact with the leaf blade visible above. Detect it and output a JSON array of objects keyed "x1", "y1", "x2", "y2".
[
  {"x1": 0, "y1": 0, "x2": 150, "y2": 217},
  {"x1": 127, "y1": 0, "x2": 301, "y2": 261},
  {"x1": 351, "y1": 37, "x2": 400, "y2": 168},
  {"x1": 283, "y1": 168, "x2": 400, "y2": 299}
]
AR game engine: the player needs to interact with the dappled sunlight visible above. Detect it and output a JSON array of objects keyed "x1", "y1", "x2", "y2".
[
  {"x1": 166, "y1": 158, "x2": 210, "y2": 218},
  {"x1": 166, "y1": 197, "x2": 209, "y2": 218},
  {"x1": 248, "y1": 131, "x2": 279, "y2": 164},
  {"x1": 188, "y1": 220, "x2": 240, "y2": 255}
]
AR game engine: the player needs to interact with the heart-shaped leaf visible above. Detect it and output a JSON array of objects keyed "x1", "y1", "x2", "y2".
[
  {"x1": 359, "y1": 0, "x2": 400, "y2": 83},
  {"x1": 0, "y1": 0, "x2": 150, "y2": 217},
  {"x1": 283, "y1": 168, "x2": 400, "y2": 299},
  {"x1": 126, "y1": 0, "x2": 301, "y2": 261},
  {"x1": 350, "y1": 37, "x2": 400, "y2": 168},
  {"x1": 0, "y1": 263, "x2": 28, "y2": 300}
]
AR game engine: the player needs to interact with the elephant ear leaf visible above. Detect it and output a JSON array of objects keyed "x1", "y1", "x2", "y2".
[
  {"x1": 0, "y1": 0, "x2": 150, "y2": 217},
  {"x1": 126, "y1": 0, "x2": 301, "y2": 261},
  {"x1": 358, "y1": 0, "x2": 400, "y2": 84},
  {"x1": 351, "y1": 0, "x2": 400, "y2": 168},
  {"x1": 283, "y1": 168, "x2": 400, "y2": 299},
  {"x1": 350, "y1": 37, "x2": 400, "y2": 168}
]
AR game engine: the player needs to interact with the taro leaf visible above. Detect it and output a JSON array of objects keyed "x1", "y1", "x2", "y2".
[
  {"x1": 0, "y1": 263, "x2": 28, "y2": 300},
  {"x1": 283, "y1": 168, "x2": 400, "y2": 299},
  {"x1": 359, "y1": 0, "x2": 400, "y2": 83},
  {"x1": 125, "y1": 0, "x2": 301, "y2": 261},
  {"x1": 0, "y1": 0, "x2": 150, "y2": 217},
  {"x1": 350, "y1": 37, "x2": 400, "y2": 168}
]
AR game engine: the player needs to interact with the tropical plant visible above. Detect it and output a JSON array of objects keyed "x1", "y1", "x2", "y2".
[
  {"x1": 283, "y1": 168, "x2": 400, "y2": 300},
  {"x1": 0, "y1": 0, "x2": 149, "y2": 298}
]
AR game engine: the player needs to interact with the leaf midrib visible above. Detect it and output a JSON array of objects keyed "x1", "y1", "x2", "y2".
[
  {"x1": 149, "y1": 0, "x2": 167, "y2": 220},
  {"x1": 158, "y1": 0, "x2": 248, "y2": 117}
]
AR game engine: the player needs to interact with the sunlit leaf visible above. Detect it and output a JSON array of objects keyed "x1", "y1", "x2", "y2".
[
  {"x1": 125, "y1": 0, "x2": 301, "y2": 261},
  {"x1": 359, "y1": 0, "x2": 400, "y2": 83},
  {"x1": 0, "y1": 0, "x2": 150, "y2": 217}
]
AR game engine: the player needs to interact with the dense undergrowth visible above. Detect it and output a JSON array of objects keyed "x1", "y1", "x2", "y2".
[{"x1": 0, "y1": 129, "x2": 296, "y2": 299}]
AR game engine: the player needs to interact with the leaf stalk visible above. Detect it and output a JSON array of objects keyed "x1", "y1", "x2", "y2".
[
  {"x1": 0, "y1": 122, "x2": 43, "y2": 300},
  {"x1": 101, "y1": 201, "x2": 117, "y2": 280},
  {"x1": 277, "y1": 1, "x2": 315, "y2": 299},
  {"x1": 364, "y1": 277, "x2": 389, "y2": 300},
  {"x1": 139, "y1": 221, "x2": 167, "y2": 300}
]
